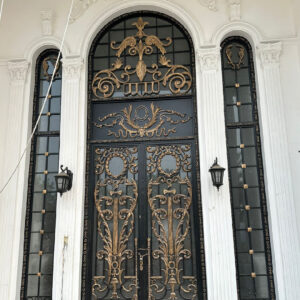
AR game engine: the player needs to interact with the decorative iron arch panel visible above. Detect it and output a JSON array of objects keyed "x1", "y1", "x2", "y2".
[{"x1": 89, "y1": 12, "x2": 194, "y2": 100}]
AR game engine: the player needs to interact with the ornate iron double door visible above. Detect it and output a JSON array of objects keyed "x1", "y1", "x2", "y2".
[
  {"x1": 88, "y1": 98, "x2": 202, "y2": 300},
  {"x1": 85, "y1": 13, "x2": 204, "y2": 300}
]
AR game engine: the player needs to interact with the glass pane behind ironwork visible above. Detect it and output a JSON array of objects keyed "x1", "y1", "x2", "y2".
[
  {"x1": 21, "y1": 50, "x2": 61, "y2": 299},
  {"x1": 221, "y1": 38, "x2": 275, "y2": 300}
]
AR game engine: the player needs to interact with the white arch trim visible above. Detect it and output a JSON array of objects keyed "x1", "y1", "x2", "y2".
[
  {"x1": 24, "y1": 35, "x2": 70, "y2": 63},
  {"x1": 78, "y1": 0, "x2": 204, "y2": 61},
  {"x1": 212, "y1": 20, "x2": 264, "y2": 47}
]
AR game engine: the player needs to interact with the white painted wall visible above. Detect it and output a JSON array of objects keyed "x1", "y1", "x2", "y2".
[{"x1": 0, "y1": 0, "x2": 299, "y2": 299}]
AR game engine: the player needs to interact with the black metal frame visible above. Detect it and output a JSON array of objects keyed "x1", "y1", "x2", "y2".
[
  {"x1": 82, "y1": 11, "x2": 207, "y2": 299},
  {"x1": 21, "y1": 49, "x2": 61, "y2": 299},
  {"x1": 221, "y1": 36, "x2": 275, "y2": 300}
]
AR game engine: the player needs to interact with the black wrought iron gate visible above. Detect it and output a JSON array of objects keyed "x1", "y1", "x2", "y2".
[{"x1": 83, "y1": 13, "x2": 205, "y2": 300}]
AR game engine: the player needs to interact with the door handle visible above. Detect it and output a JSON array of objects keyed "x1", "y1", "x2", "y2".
[{"x1": 137, "y1": 247, "x2": 148, "y2": 271}]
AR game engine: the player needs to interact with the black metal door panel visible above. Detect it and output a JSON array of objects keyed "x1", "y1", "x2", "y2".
[{"x1": 90, "y1": 141, "x2": 199, "y2": 300}]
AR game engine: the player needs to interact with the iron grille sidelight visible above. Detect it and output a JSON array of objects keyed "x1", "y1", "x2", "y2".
[
  {"x1": 221, "y1": 37, "x2": 276, "y2": 300},
  {"x1": 82, "y1": 12, "x2": 206, "y2": 300},
  {"x1": 21, "y1": 50, "x2": 62, "y2": 299}
]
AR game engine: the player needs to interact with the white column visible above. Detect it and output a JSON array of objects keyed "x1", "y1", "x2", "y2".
[
  {"x1": 257, "y1": 42, "x2": 300, "y2": 299},
  {"x1": 0, "y1": 60, "x2": 30, "y2": 299},
  {"x1": 52, "y1": 56, "x2": 84, "y2": 300},
  {"x1": 196, "y1": 47, "x2": 238, "y2": 300}
]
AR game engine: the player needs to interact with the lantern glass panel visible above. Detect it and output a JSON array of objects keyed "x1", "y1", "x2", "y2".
[{"x1": 215, "y1": 171, "x2": 221, "y2": 184}]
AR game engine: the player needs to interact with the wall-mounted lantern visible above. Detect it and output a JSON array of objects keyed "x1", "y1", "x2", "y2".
[
  {"x1": 209, "y1": 158, "x2": 225, "y2": 191},
  {"x1": 55, "y1": 165, "x2": 73, "y2": 196}
]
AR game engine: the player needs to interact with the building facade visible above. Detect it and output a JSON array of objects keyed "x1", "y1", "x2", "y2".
[{"x1": 0, "y1": 0, "x2": 300, "y2": 299}]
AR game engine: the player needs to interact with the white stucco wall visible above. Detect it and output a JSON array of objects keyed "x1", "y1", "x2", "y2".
[{"x1": 0, "y1": 0, "x2": 299, "y2": 299}]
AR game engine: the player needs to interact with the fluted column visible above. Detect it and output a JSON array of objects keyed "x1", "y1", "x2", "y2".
[
  {"x1": 196, "y1": 47, "x2": 238, "y2": 300},
  {"x1": 52, "y1": 56, "x2": 84, "y2": 300},
  {"x1": 0, "y1": 60, "x2": 29, "y2": 299},
  {"x1": 257, "y1": 42, "x2": 300, "y2": 299}
]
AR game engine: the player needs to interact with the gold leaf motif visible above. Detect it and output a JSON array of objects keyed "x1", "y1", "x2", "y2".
[
  {"x1": 92, "y1": 17, "x2": 192, "y2": 98},
  {"x1": 136, "y1": 60, "x2": 147, "y2": 82},
  {"x1": 159, "y1": 55, "x2": 171, "y2": 66},
  {"x1": 225, "y1": 44, "x2": 245, "y2": 70},
  {"x1": 42, "y1": 56, "x2": 60, "y2": 81},
  {"x1": 94, "y1": 102, "x2": 191, "y2": 138}
]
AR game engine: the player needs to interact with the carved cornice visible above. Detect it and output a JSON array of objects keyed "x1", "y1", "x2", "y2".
[
  {"x1": 258, "y1": 42, "x2": 282, "y2": 66},
  {"x1": 62, "y1": 57, "x2": 84, "y2": 79},
  {"x1": 8, "y1": 60, "x2": 29, "y2": 82},
  {"x1": 40, "y1": 10, "x2": 53, "y2": 36},
  {"x1": 196, "y1": 47, "x2": 221, "y2": 71}
]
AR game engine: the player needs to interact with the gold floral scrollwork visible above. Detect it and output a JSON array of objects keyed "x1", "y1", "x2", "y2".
[
  {"x1": 147, "y1": 145, "x2": 198, "y2": 299},
  {"x1": 93, "y1": 147, "x2": 138, "y2": 299},
  {"x1": 225, "y1": 44, "x2": 245, "y2": 70},
  {"x1": 42, "y1": 56, "x2": 61, "y2": 81},
  {"x1": 92, "y1": 17, "x2": 192, "y2": 98},
  {"x1": 94, "y1": 102, "x2": 191, "y2": 139}
]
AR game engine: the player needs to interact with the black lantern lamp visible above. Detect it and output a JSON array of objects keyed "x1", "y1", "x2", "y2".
[
  {"x1": 55, "y1": 165, "x2": 73, "y2": 196},
  {"x1": 209, "y1": 158, "x2": 225, "y2": 191}
]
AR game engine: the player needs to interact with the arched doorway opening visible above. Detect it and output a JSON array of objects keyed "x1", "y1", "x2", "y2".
[{"x1": 82, "y1": 12, "x2": 206, "y2": 300}]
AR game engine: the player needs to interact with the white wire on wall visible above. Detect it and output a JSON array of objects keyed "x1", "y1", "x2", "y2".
[
  {"x1": 0, "y1": 0, "x2": 75, "y2": 194},
  {"x1": 0, "y1": 0, "x2": 4, "y2": 23}
]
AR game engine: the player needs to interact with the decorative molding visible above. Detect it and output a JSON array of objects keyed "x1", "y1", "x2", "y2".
[
  {"x1": 199, "y1": 0, "x2": 217, "y2": 11},
  {"x1": 2, "y1": 57, "x2": 31, "y2": 300},
  {"x1": 70, "y1": 0, "x2": 108, "y2": 23},
  {"x1": 196, "y1": 47, "x2": 221, "y2": 71},
  {"x1": 53, "y1": 54, "x2": 84, "y2": 300},
  {"x1": 228, "y1": 0, "x2": 241, "y2": 21},
  {"x1": 257, "y1": 41, "x2": 300, "y2": 299},
  {"x1": 71, "y1": 0, "x2": 217, "y2": 23},
  {"x1": 197, "y1": 46, "x2": 238, "y2": 300},
  {"x1": 40, "y1": 10, "x2": 53, "y2": 36},
  {"x1": 62, "y1": 57, "x2": 84, "y2": 79},
  {"x1": 7, "y1": 60, "x2": 29, "y2": 82},
  {"x1": 258, "y1": 42, "x2": 282, "y2": 66}
]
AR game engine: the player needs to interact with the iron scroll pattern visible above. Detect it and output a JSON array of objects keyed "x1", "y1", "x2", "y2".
[
  {"x1": 92, "y1": 17, "x2": 192, "y2": 98},
  {"x1": 94, "y1": 102, "x2": 191, "y2": 139},
  {"x1": 93, "y1": 147, "x2": 138, "y2": 299},
  {"x1": 147, "y1": 145, "x2": 198, "y2": 299},
  {"x1": 225, "y1": 44, "x2": 245, "y2": 70}
]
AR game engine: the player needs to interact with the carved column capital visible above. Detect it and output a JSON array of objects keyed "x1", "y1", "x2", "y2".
[
  {"x1": 7, "y1": 60, "x2": 29, "y2": 82},
  {"x1": 196, "y1": 47, "x2": 221, "y2": 72},
  {"x1": 258, "y1": 42, "x2": 282, "y2": 66},
  {"x1": 62, "y1": 57, "x2": 84, "y2": 79}
]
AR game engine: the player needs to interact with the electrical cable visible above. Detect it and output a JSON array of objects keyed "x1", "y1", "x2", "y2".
[
  {"x1": 0, "y1": 0, "x2": 75, "y2": 194},
  {"x1": 0, "y1": 0, "x2": 5, "y2": 23}
]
